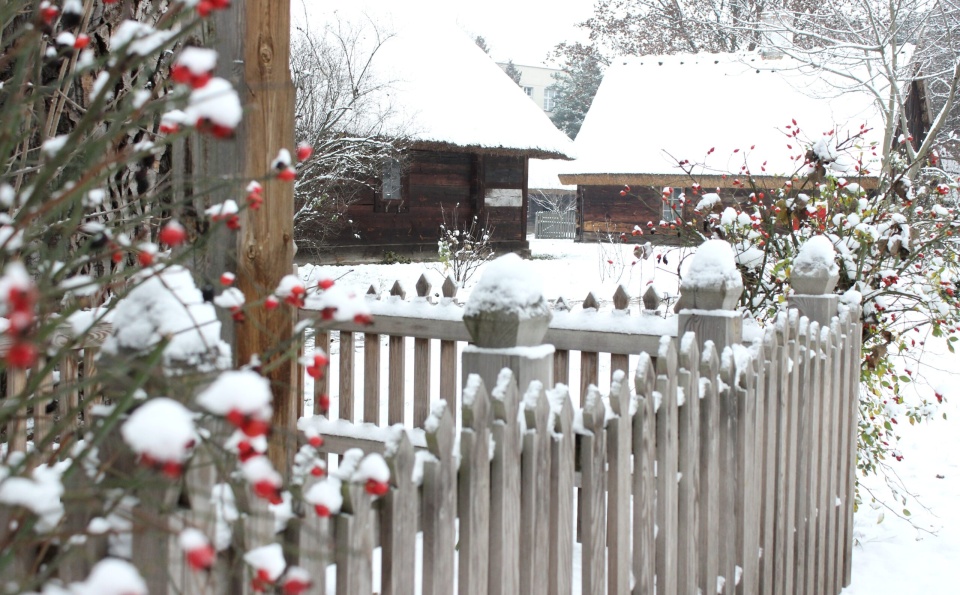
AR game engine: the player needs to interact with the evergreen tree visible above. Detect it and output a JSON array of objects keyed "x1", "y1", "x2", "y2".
[
  {"x1": 503, "y1": 60, "x2": 523, "y2": 86},
  {"x1": 549, "y1": 43, "x2": 606, "y2": 139}
]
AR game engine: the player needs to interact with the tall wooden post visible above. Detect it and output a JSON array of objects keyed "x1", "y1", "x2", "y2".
[
  {"x1": 204, "y1": 1, "x2": 297, "y2": 472},
  {"x1": 238, "y1": 0, "x2": 297, "y2": 472}
]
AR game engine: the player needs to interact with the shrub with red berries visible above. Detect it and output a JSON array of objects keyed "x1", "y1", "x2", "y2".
[{"x1": 659, "y1": 120, "x2": 960, "y2": 483}]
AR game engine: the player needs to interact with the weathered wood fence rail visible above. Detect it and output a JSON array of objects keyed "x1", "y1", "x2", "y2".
[
  {"x1": 1, "y1": 252, "x2": 862, "y2": 595},
  {"x1": 299, "y1": 276, "x2": 676, "y2": 430}
]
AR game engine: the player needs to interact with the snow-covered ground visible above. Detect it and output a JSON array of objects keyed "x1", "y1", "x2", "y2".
[{"x1": 303, "y1": 236, "x2": 960, "y2": 593}]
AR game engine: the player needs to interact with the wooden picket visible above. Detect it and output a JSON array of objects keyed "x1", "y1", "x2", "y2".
[{"x1": 1, "y1": 271, "x2": 864, "y2": 595}]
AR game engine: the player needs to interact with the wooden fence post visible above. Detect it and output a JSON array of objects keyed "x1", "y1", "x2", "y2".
[
  {"x1": 788, "y1": 255, "x2": 841, "y2": 595},
  {"x1": 699, "y1": 342, "x2": 721, "y2": 595},
  {"x1": 381, "y1": 429, "x2": 417, "y2": 595},
  {"x1": 459, "y1": 375, "x2": 492, "y2": 595},
  {"x1": 759, "y1": 327, "x2": 779, "y2": 595},
  {"x1": 520, "y1": 381, "x2": 552, "y2": 595},
  {"x1": 422, "y1": 402, "x2": 457, "y2": 595},
  {"x1": 578, "y1": 385, "x2": 607, "y2": 595},
  {"x1": 548, "y1": 385, "x2": 575, "y2": 595},
  {"x1": 655, "y1": 337, "x2": 679, "y2": 595},
  {"x1": 488, "y1": 370, "x2": 522, "y2": 595},
  {"x1": 605, "y1": 370, "x2": 632, "y2": 595},
  {"x1": 676, "y1": 240, "x2": 743, "y2": 594},
  {"x1": 677, "y1": 332, "x2": 702, "y2": 595}
]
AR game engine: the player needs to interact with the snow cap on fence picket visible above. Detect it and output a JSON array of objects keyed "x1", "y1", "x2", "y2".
[
  {"x1": 791, "y1": 235, "x2": 840, "y2": 295},
  {"x1": 463, "y1": 253, "x2": 551, "y2": 347},
  {"x1": 679, "y1": 239, "x2": 743, "y2": 310}
]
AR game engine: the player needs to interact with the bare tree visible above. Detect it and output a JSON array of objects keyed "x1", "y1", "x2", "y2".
[{"x1": 291, "y1": 15, "x2": 408, "y2": 256}]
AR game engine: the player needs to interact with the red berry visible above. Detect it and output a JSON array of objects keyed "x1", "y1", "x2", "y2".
[
  {"x1": 314, "y1": 504, "x2": 331, "y2": 517},
  {"x1": 296, "y1": 143, "x2": 313, "y2": 161},
  {"x1": 318, "y1": 394, "x2": 330, "y2": 412},
  {"x1": 138, "y1": 251, "x2": 154, "y2": 267},
  {"x1": 242, "y1": 418, "x2": 270, "y2": 438},
  {"x1": 186, "y1": 544, "x2": 216, "y2": 571},
  {"x1": 308, "y1": 435, "x2": 323, "y2": 448},
  {"x1": 226, "y1": 409, "x2": 245, "y2": 428},
  {"x1": 353, "y1": 313, "x2": 372, "y2": 325},
  {"x1": 253, "y1": 480, "x2": 282, "y2": 504},
  {"x1": 220, "y1": 272, "x2": 235, "y2": 286},
  {"x1": 318, "y1": 278, "x2": 334, "y2": 290},
  {"x1": 162, "y1": 461, "x2": 183, "y2": 479},
  {"x1": 159, "y1": 221, "x2": 187, "y2": 246},
  {"x1": 310, "y1": 466, "x2": 325, "y2": 477},
  {"x1": 264, "y1": 295, "x2": 280, "y2": 310},
  {"x1": 170, "y1": 64, "x2": 192, "y2": 85},
  {"x1": 365, "y1": 479, "x2": 389, "y2": 496},
  {"x1": 41, "y1": 6, "x2": 59, "y2": 24},
  {"x1": 278, "y1": 167, "x2": 296, "y2": 182},
  {"x1": 6, "y1": 342, "x2": 37, "y2": 368},
  {"x1": 73, "y1": 34, "x2": 90, "y2": 50}
]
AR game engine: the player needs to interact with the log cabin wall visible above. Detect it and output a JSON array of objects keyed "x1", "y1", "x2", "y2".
[
  {"x1": 577, "y1": 184, "x2": 761, "y2": 244},
  {"x1": 315, "y1": 150, "x2": 529, "y2": 263},
  {"x1": 578, "y1": 184, "x2": 688, "y2": 244},
  {"x1": 481, "y1": 155, "x2": 528, "y2": 251}
]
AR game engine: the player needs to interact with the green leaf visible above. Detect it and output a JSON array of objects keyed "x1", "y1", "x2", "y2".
[{"x1": 902, "y1": 508, "x2": 911, "y2": 517}]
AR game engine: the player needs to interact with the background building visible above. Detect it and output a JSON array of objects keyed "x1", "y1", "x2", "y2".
[{"x1": 498, "y1": 63, "x2": 562, "y2": 115}]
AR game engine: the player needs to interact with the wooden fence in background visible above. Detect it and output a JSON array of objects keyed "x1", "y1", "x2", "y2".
[{"x1": 1, "y1": 272, "x2": 861, "y2": 595}]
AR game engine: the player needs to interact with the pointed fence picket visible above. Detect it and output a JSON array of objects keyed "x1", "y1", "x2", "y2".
[{"x1": 1, "y1": 265, "x2": 864, "y2": 595}]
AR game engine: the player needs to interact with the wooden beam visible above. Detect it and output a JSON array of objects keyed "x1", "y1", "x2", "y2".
[{"x1": 236, "y1": 0, "x2": 297, "y2": 471}]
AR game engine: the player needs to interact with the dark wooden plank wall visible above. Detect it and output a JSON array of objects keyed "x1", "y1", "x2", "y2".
[
  {"x1": 482, "y1": 155, "x2": 526, "y2": 245},
  {"x1": 577, "y1": 185, "x2": 759, "y2": 244},
  {"x1": 578, "y1": 185, "x2": 685, "y2": 243},
  {"x1": 323, "y1": 151, "x2": 528, "y2": 258}
]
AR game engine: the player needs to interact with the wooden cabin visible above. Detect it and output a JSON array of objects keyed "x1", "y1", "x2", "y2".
[
  {"x1": 559, "y1": 51, "x2": 930, "y2": 244},
  {"x1": 304, "y1": 9, "x2": 573, "y2": 263}
]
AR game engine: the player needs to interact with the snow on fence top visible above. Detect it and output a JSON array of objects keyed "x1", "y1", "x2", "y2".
[{"x1": 561, "y1": 49, "x2": 908, "y2": 182}]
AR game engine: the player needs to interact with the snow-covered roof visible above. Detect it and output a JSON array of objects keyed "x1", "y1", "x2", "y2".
[
  {"x1": 301, "y1": 4, "x2": 574, "y2": 159},
  {"x1": 561, "y1": 50, "x2": 910, "y2": 185}
]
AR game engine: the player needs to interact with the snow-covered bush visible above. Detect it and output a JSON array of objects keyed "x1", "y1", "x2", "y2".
[
  {"x1": 437, "y1": 203, "x2": 494, "y2": 286},
  {"x1": 657, "y1": 120, "x2": 960, "y2": 487},
  {"x1": 0, "y1": 2, "x2": 374, "y2": 592}
]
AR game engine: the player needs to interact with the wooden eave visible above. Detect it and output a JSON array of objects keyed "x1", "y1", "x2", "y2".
[
  {"x1": 559, "y1": 172, "x2": 881, "y2": 190},
  {"x1": 408, "y1": 139, "x2": 573, "y2": 160}
]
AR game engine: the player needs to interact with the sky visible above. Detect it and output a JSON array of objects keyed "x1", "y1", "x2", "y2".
[
  {"x1": 293, "y1": 0, "x2": 596, "y2": 66},
  {"x1": 444, "y1": 0, "x2": 595, "y2": 65}
]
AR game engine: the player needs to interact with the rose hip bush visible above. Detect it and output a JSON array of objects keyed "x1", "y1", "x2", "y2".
[
  {"x1": 0, "y1": 2, "x2": 376, "y2": 591},
  {"x1": 631, "y1": 121, "x2": 960, "y2": 491}
]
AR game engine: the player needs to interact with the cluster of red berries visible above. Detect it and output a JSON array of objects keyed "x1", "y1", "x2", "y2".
[{"x1": 5, "y1": 283, "x2": 38, "y2": 368}]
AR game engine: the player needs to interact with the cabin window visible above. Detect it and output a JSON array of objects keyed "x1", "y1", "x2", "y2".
[
  {"x1": 663, "y1": 187, "x2": 684, "y2": 222},
  {"x1": 381, "y1": 157, "x2": 402, "y2": 201},
  {"x1": 543, "y1": 87, "x2": 557, "y2": 111},
  {"x1": 523, "y1": 86, "x2": 534, "y2": 98}
]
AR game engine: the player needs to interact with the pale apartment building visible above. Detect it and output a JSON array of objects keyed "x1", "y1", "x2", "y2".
[{"x1": 497, "y1": 63, "x2": 562, "y2": 115}]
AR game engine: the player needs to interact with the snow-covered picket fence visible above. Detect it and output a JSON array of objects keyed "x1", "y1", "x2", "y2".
[
  {"x1": 0, "y1": 246, "x2": 861, "y2": 595},
  {"x1": 298, "y1": 274, "x2": 677, "y2": 434}
]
